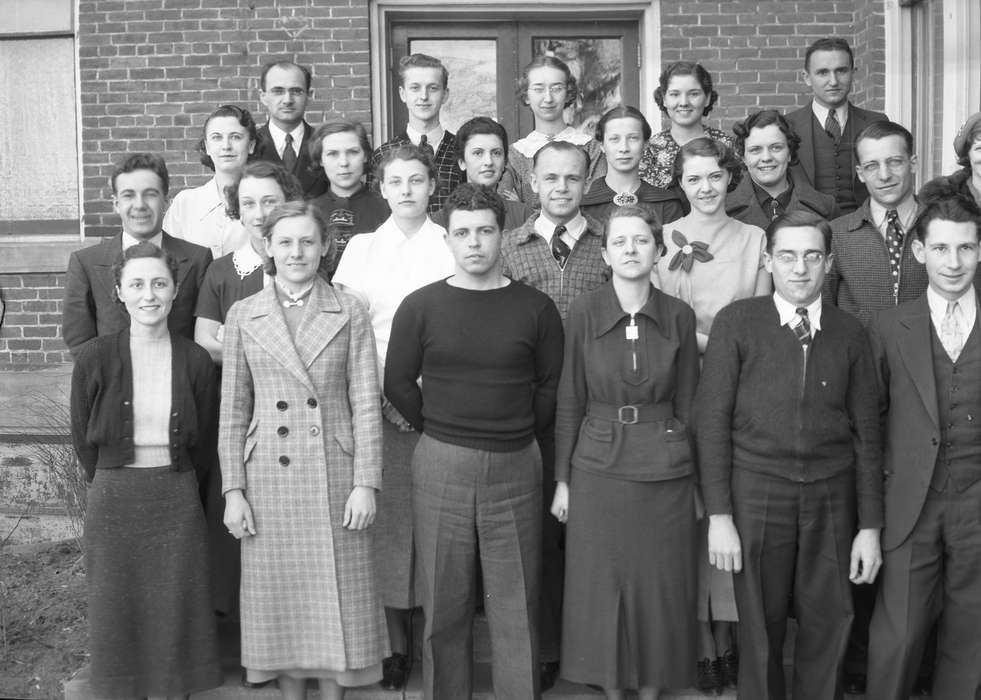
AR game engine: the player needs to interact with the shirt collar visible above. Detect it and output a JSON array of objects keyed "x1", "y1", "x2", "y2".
[
  {"x1": 122, "y1": 231, "x2": 163, "y2": 250},
  {"x1": 869, "y1": 195, "x2": 918, "y2": 236},
  {"x1": 811, "y1": 101, "x2": 849, "y2": 130},
  {"x1": 534, "y1": 211, "x2": 587, "y2": 244},
  {"x1": 927, "y1": 284, "x2": 977, "y2": 331},
  {"x1": 773, "y1": 291, "x2": 823, "y2": 334},
  {"x1": 406, "y1": 124, "x2": 445, "y2": 148},
  {"x1": 751, "y1": 177, "x2": 793, "y2": 210},
  {"x1": 268, "y1": 121, "x2": 306, "y2": 154},
  {"x1": 594, "y1": 282, "x2": 668, "y2": 338}
]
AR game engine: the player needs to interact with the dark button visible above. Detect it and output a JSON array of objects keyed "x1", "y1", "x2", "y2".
[
  {"x1": 932, "y1": 437, "x2": 939, "y2": 445},
  {"x1": 953, "y1": 368, "x2": 959, "y2": 374},
  {"x1": 277, "y1": 426, "x2": 289, "y2": 437},
  {"x1": 947, "y1": 423, "x2": 954, "y2": 429},
  {"x1": 279, "y1": 455, "x2": 290, "y2": 466},
  {"x1": 307, "y1": 398, "x2": 318, "y2": 408},
  {"x1": 277, "y1": 400, "x2": 288, "y2": 411}
]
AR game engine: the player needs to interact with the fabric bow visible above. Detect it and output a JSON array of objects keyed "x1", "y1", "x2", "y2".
[{"x1": 667, "y1": 229, "x2": 714, "y2": 272}]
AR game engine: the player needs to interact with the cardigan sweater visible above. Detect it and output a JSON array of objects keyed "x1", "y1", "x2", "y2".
[
  {"x1": 694, "y1": 295, "x2": 883, "y2": 529},
  {"x1": 70, "y1": 329, "x2": 218, "y2": 482}
]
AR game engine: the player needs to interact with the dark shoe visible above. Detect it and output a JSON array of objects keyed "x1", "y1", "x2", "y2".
[
  {"x1": 911, "y1": 676, "x2": 932, "y2": 696},
  {"x1": 540, "y1": 661, "x2": 560, "y2": 692},
  {"x1": 240, "y1": 669, "x2": 274, "y2": 689},
  {"x1": 696, "y1": 657, "x2": 722, "y2": 695},
  {"x1": 721, "y1": 649, "x2": 738, "y2": 689},
  {"x1": 380, "y1": 652, "x2": 410, "y2": 690},
  {"x1": 843, "y1": 672, "x2": 866, "y2": 695}
]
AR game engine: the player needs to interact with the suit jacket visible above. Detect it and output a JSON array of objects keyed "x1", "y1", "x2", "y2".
[
  {"x1": 62, "y1": 232, "x2": 212, "y2": 356},
  {"x1": 726, "y1": 172, "x2": 840, "y2": 230},
  {"x1": 786, "y1": 101, "x2": 887, "y2": 209},
  {"x1": 253, "y1": 122, "x2": 329, "y2": 198},
  {"x1": 867, "y1": 294, "x2": 980, "y2": 551}
]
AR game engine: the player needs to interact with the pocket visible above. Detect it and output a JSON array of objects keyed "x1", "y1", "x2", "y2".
[
  {"x1": 572, "y1": 417, "x2": 614, "y2": 470},
  {"x1": 334, "y1": 432, "x2": 354, "y2": 456}
]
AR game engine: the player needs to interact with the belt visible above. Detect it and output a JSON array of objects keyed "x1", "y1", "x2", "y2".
[{"x1": 586, "y1": 401, "x2": 674, "y2": 425}]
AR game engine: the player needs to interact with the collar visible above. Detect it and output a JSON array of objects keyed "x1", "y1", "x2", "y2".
[
  {"x1": 376, "y1": 215, "x2": 445, "y2": 245},
  {"x1": 594, "y1": 282, "x2": 668, "y2": 338},
  {"x1": 869, "y1": 195, "x2": 918, "y2": 235},
  {"x1": 927, "y1": 285, "x2": 977, "y2": 331},
  {"x1": 752, "y1": 176, "x2": 793, "y2": 210},
  {"x1": 268, "y1": 121, "x2": 306, "y2": 153},
  {"x1": 535, "y1": 212, "x2": 587, "y2": 244},
  {"x1": 773, "y1": 291, "x2": 823, "y2": 335},
  {"x1": 122, "y1": 231, "x2": 163, "y2": 250},
  {"x1": 511, "y1": 126, "x2": 593, "y2": 159},
  {"x1": 406, "y1": 124, "x2": 445, "y2": 148},
  {"x1": 811, "y1": 101, "x2": 849, "y2": 130},
  {"x1": 232, "y1": 242, "x2": 267, "y2": 280}
]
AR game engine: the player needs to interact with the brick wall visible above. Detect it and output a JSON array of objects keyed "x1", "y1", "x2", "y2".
[
  {"x1": 0, "y1": 274, "x2": 71, "y2": 367},
  {"x1": 78, "y1": 0, "x2": 372, "y2": 237},
  {"x1": 659, "y1": 0, "x2": 885, "y2": 133}
]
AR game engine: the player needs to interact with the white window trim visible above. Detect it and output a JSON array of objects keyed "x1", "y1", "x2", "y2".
[{"x1": 368, "y1": 0, "x2": 660, "y2": 146}]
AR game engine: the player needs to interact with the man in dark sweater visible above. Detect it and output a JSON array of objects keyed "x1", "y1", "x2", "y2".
[
  {"x1": 865, "y1": 195, "x2": 981, "y2": 700},
  {"x1": 384, "y1": 184, "x2": 564, "y2": 700},
  {"x1": 695, "y1": 210, "x2": 883, "y2": 700}
]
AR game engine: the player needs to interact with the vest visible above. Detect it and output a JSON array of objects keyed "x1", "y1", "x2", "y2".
[
  {"x1": 930, "y1": 319, "x2": 981, "y2": 492},
  {"x1": 812, "y1": 113, "x2": 857, "y2": 212}
]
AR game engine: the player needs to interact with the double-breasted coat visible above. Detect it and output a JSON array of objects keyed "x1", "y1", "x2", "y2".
[{"x1": 218, "y1": 278, "x2": 387, "y2": 673}]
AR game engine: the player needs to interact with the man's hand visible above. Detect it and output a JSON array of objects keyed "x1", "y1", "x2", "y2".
[
  {"x1": 708, "y1": 514, "x2": 742, "y2": 573},
  {"x1": 849, "y1": 528, "x2": 882, "y2": 584}
]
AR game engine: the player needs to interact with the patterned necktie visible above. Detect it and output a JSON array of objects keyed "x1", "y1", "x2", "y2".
[
  {"x1": 792, "y1": 307, "x2": 811, "y2": 346},
  {"x1": 885, "y1": 209, "x2": 904, "y2": 300},
  {"x1": 825, "y1": 110, "x2": 842, "y2": 141},
  {"x1": 940, "y1": 301, "x2": 965, "y2": 362},
  {"x1": 282, "y1": 132, "x2": 297, "y2": 172},
  {"x1": 550, "y1": 225, "x2": 571, "y2": 268},
  {"x1": 419, "y1": 134, "x2": 434, "y2": 159}
]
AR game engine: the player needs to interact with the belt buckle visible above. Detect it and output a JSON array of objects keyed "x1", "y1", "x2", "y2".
[{"x1": 617, "y1": 405, "x2": 638, "y2": 425}]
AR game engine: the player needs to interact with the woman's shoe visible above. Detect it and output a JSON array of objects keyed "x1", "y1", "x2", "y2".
[
  {"x1": 380, "y1": 652, "x2": 410, "y2": 690},
  {"x1": 721, "y1": 649, "x2": 739, "y2": 689},
  {"x1": 696, "y1": 656, "x2": 722, "y2": 695}
]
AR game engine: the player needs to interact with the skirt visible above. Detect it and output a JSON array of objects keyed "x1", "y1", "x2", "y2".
[
  {"x1": 374, "y1": 419, "x2": 419, "y2": 608},
  {"x1": 85, "y1": 467, "x2": 221, "y2": 698},
  {"x1": 561, "y1": 469, "x2": 696, "y2": 691}
]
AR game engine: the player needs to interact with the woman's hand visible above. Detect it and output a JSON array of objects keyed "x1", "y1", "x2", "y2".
[
  {"x1": 224, "y1": 489, "x2": 256, "y2": 539},
  {"x1": 343, "y1": 486, "x2": 376, "y2": 530},
  {"x1": 707, "y1": 514, "x2": 742, "y2": 572},
  {"x1": 550, "y1": 481, "x2": 569, "y2": 523}
]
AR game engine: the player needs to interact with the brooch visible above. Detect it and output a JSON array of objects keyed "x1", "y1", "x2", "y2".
[
  {"x1": 613, "y1": 191, "x2": 638, "y2": 206},
  {"x1": 667, "y1": 229, "x2": 714, "y2": 272}
]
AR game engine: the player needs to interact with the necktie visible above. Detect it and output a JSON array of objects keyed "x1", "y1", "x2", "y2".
[
  {"x1": 885, "y1": 209, "x2": 904, "y2": 300},
  {"x1": 792, "y1": 307, "x2": 811, "y2": 346},
  {"x1": 282, "y1": 132, "x2": 297, "y2": 172},
  {"x1": 825, "y1": 110, "x2": 842, "y2": 141},
  {"x1": 419, "y1": 134, "x2": 434, "y2": 159},
  {"x1": 550, "y1": 225, "x2": 571, "y2": 268},
  {"x1": 940, "y1": 301, "x2": 965, "y2": 362}
]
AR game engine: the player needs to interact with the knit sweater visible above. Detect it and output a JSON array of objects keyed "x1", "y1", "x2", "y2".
[
  {"x1": 694, "y1": 295, "x2": 883, "y2": 529},
  {"x1": 384, "y1": 279, "x2": 564, "y2": 452}
]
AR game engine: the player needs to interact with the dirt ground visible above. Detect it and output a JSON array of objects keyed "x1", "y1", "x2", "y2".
[{"x1": 0, "y1": 540, "x2": 87, "y2": 700}]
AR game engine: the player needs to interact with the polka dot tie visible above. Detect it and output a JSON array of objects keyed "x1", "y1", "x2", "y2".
[{"x1": 885, "y1": 209, "x2": 904, "y2": 301}]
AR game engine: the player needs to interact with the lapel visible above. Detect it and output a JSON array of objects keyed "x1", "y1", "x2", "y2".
[
  {"x1": 895, "y1": 295, "x2": 940, "y2": 429},
  {"x1": 92, "y1": 234, "x2": 124, "y2": 306},
  {"x1": 160, "y1": 232, "x2": 193, "y2": 290},
  {"x1": 293, "y1": 278, "x2": 347, "y2": 369}
]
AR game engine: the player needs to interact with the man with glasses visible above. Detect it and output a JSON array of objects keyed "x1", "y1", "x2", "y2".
[
  {"x1": 695, "y1": 210, "x2": 883, "y2": 700},
  {"x1": 253, "y1": 60, "x2": 328, "y2": 197}
]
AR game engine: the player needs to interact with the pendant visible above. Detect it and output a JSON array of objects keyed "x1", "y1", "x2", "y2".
[{"x1": 613, "y1": 191, "x2": 638, "y2": 207}]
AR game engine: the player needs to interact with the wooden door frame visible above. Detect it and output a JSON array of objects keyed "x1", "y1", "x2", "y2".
[{"x1": 369, "y1": 0, "x2": 659, "y2": 147}]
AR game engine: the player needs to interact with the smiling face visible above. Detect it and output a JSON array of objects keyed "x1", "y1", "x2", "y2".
[
  {"x1": 399, "y1": 66, "x2": 447, "y2": 128},
  {"x1": 531, "y1": 148, "x2": 586, "y2": 224},
  {"x1": 662, "y1": 74, "x2": 708, "y2": 128},
  {"x1": 238, "y1": 176, "x2": 287, "y2": 245},
  {"x1": 379, "y1": 157, "x2": 434, "y2": 222},
  {"x1": 259, "y1": 64, "x2": 310, "y2": 131},
  {"x1": 264, "y1": 214, "x2": 327, "y2": 291},
  {"x1": 913, "y1": 218, "x2": 981, "y2": 302},
  {"x1": 743, "y1": 123, "x2": 791, "y2": 192},
  {"x1": 319, "y1": 130, "x2": 366, "y2": 197},
  {"x1": 526, "y1": 65, "x2": 569, "y2": 126},
  {"x1": 445, "y1": 208, "x2": 503, "y2": 278},
  {"x1": 968, "y1": 137, "x2": 981, "y2": 180},
  {"x1": 765, "y1": 225, "x2": 832, "y2": 307},
  {"x1": 602, "y1": 216, "x2": 660, "y2": 282},
  {"x1": 113, "y1": 169, "x2": 167, "y2": 240},
  {"x1": 602, "y1": 117, "x2": 646, "y2": 176},
  {"x1": 458, "y1": 133, "x2": 506, "y2": 187},
  {"x1": 855, "y1": 134, "x2": 916, "y2": 209},
  {"x1": 204, "y1": 115, "x2": 254, "y2": 175},
  {"x1": 679, "y1": 154, "x2": 729, "y2": 216},
  {"x1": 116, "y1": 256, "x2": 176, "y2": 329},
  {"x1": 803, "y1": 49, "x2": 854, "y2": 110}
]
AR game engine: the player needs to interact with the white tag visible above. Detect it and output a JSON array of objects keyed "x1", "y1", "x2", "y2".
[{"x1": 625, "y1": 324, "x2": 639, "y2": 340}]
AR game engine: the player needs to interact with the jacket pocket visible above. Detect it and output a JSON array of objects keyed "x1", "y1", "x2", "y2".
[{"x1": 334, "y1": 432, "x2": 355, "y2": 456}]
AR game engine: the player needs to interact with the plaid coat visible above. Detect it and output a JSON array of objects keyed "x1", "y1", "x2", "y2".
[{"x1": 219, "y1": 279, "x2": 387, "y2": 672}]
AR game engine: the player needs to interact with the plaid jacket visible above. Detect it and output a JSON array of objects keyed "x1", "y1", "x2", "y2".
[{"x1": 369, "y1": 131, "x2": 463, "y2": 213}]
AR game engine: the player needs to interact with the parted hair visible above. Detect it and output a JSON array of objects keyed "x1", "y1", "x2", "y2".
[
  {"x1": 308, "y1": 120, "x2": 374, "y2": 179},
  {"x1": 516, "y1": 55, "x2": 578, "y2": 109},
  {"x1": 853, "y1": 120, "x2": 914, "y2": 161},
  {"x1": 224, "y1": 161, "x2": 303, "y2": 221},
  {"x1": 112, "y1": 242, "x2": 179, "y2": 300},
  {"x1": 654, "y1": 61, "x2": 719, "y2": 117},
  {"x1": 732, "y1": 109, "x2": 802, "y2": 165},
  {"x1": 197, "y1": 104, "x2": 258, "y2": 171},
  {"x1": 260, "y1": 61, "x2": 312, "y2": 91},
  {"x1": 455, "y1": 117, "x2": 510, "y2": 163},
  {"x1": 764, "y1": 210, "x2": 833, "y2": 254},
  {"x1": 670, "y1": 136, "x2": 742, "y2": 193},
  {"x1": 111, "y1": 153, "x2": 170, "y2": 196},
  {"x1": 397, "y1": 53, "x2": 449, "y2": 89},
  {"x1": 804, "y1": 37, "x2": 854, "y2": 71},
  {"x1": 603, "y1": 205, "x2": 664, "y2": 251},
  {"x1": 594, "y1": 105, "x2": 652, "y2": 143},
  {"x1": 444, "y1": 182, "x2": 507, "y2": 232},
  {"x1": 912, "y1": 180, "x2": 981, "y2": 243},
  {"x1": 374, "y1": 143, "x2": 437, "y2": 183},
  {"x1": 261, "y1": 201, "x2": 336, "y2": 275}
]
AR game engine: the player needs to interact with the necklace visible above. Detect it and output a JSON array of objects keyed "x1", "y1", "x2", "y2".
[{"x1": 275, "y1": 278, "x2": 314, "y2": 307}]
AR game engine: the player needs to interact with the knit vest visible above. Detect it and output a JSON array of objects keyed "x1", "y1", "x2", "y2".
[
  {"x1": 812, "y1": 113, "x2": 857, "y2": 212},
  {"x1": 930, "y1": 319, "x2": 981, "y2": 492}
]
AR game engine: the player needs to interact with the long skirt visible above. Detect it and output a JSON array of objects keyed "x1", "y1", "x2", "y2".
[
  {"x1": 85, "y1": 467, "x2": 221, "y2": 698},
  {"x1": 561, "y1": 469, "x2": 696, "y2": 691}
]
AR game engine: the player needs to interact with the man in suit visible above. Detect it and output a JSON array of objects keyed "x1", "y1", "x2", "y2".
[
  {"x1": 786, "y1": 38, "x2": 887, "y2": 215},
  {"x1": 253, "y1": 61, "x2": 328, "y2": 198},
  {"x1": 866, "y1": 195, "x2": 981, "y2": 700},
  {"x1": 62, "y1": 153, "x2": 212, "y2": 356},
  {"x1": 696, "y1": 210, "x2": 883, "y2": 700}
]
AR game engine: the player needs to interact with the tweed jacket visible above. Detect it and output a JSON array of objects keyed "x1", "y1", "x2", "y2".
[
  {"x1": 369, "y1": 131, "x2": 463, "y2": 213},
  {"x1": 786, "y1": 101, "x2": 887, "y2": 208},
  {"x1": 501, "y1": 212, "x2": 611, "y2": 321},
  {"x1": 726, "y1": 172, "x2": 840, "y2": 230},
  {"x1": 219, "y1": 278, "x2": 387, "y2": 671},
  {"x1": 62, "y1": 232, "x2": 212, "y2": 356},
  {"x1": 824, "y1": 200, "x2": 928, "y2": 326},
  {"x1": 253, "y1": 122, "x2": 329, "y2": 198}
]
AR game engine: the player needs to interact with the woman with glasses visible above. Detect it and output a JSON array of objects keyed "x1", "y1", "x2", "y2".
[{"x1": 655, "y1": 136, "x2": 770, "y2": 695}]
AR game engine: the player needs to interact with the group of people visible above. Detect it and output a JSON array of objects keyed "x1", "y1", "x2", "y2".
[{"x1": 61, "y1": 33, "x2": 981, "y2": 700}]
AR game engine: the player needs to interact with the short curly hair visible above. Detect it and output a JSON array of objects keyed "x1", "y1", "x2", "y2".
[
  {"x1": 732, "y1": 109, "x2": 802, "y2": 165},
  {"x1": 654, "y1": 61, "x2": 719, "y2": 118},
  {"x1": 671, "y1": 136, "x2": 742, "y2": 193},
  {"x1": 515, "y1": 55, "x2": 578, "y2": 109},
  {"x1": 196, "y1": 104, "x2": 258, "y2": 171},
  {"x1": 224, "y1": 161, "x2": 304, "y2": 221}
]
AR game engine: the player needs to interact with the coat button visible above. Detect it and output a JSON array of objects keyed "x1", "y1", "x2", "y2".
[
  {"x1": 277, "y1": 426, "x2": 289, "y2": 437},
  {"x1": 277, "y1": 400, "x2": 288, "y2": 411},
  {"x1": 279, "y1": 455, "x2": 290, "y2": 466},
  {"x1": 307, "y1": 398, "x2": 318, "y2": 408},
  {"x1": 310, "y1": 426, "x2": 320, "y2": 436},
  {"x1": 932, "y1": 437, "x2": 939, "y2": 446}
]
